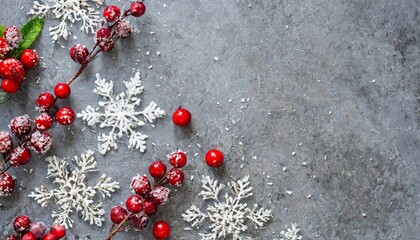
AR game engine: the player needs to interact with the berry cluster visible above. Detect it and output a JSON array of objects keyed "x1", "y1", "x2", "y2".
[
  {"x1": 105, "y1": 150, "x2": 187, "y2": 240},
  {"x1": 7, "y1": 216, "x2": 66, "y2": 240},
  {"x1": 0, "y1": 24, "x2": 39, "y2": 94}
]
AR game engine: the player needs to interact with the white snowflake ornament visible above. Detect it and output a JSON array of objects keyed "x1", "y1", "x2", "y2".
[
  {"x1": 29, "y1": 150, "x2": 119, "y2": 228},
  {"x1": 182, "y1": 176, "x2": 272, "y2": 240},
  {"x1": 77, "y1": 72, "x2": 165, "y2": 154},
  {"x1": 280, "y1": 223, "x2": 302, "y2": 240}
]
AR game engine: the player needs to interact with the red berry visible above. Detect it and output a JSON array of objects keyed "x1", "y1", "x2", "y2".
[
  {"x1": 22, "y1": 232, "x2": 37, "y2": 240},
  {"x1": 0, "y1": 37, "x2": 10, "y2": 58},
  {"x1": 168, "y1": 151, "x2": 187, "y2": 168},
  {"x1": 126, "y1": 195, "x2": 143, "y2": 213},
  {"x1": 36, "y1": 92, "x2": 55, "y2": 110},
  {"x1": 0, "y1": 130, "x2": 13, "y2": 154},
  {"x1": 172, "y1": 107, "x2": 191, "y2": 126},
  {"x1": 0, "y1": 58, "x2": 25, "y2": 82},
  {"x1": 4, "y1": 25, "x2": 22, "y2": 48},
  {"x1": 54, "y1": 83, "x2": 71, "y2": 99},
  {"x1": 7, "y1": 235, "x2": 19, "y2": 240},
  {"x1": 153, "y1": 221, "x2": 171, "y2": 239},
  {"x1": 205, "y1": 149, "x2": 224, "y2": 167},
  {"x1": 130, "y1": 211, "x2": 149, "y2": 231},
  {"x1": 69, "y1": 44, "x2": 89, "y2": 64},
  {"x1": 20, "y1": 49, "x2": 39, "y2": 69},
  {"x1": 49, "y1": 224, "x2": 66, "y2": 238},
  {"x1": 1, "y1": 79, "x2": 19, "y2": 94},
  {"x1": 130, "y1": 2, "x2": 146, "y2": 17},
  {"x1": 149, "y1": 160, "x2": 167, "y2": 179},
  {"x1": 10, "y1": 146, "x2": 31, "y2": 166},
  {"x1": 9, "y1": 115, "x2": 31, "y2": 137},
  {"x1": 143, "y1": 199, "x2": 158, "y2": 215},
  {"x1": 166, "y1": 168, "x2": 184, "y2": 187},
  {"x1": 131, "y1": 175, "x2": 151, "y2": 195},
  {"x1": 0, "y1": 173, "x2": 15, "y2": 196},
  {"x1": 103, "y1": 5, "x2": 121, "y2": 22},
  {"x1": 110, "y1": 206, "x2": 128, "y2": 224},
  {"x1": 42, "y1": 233, "x2": 58, "y2": 240},
  {"x1": 114, "y1": 20, "x2": 132, "y2": 38},
  {"x1": 95, "y1": 28, "x2": 114, "y2": 52},
  {"x1": 13, "y1": 215, "x2": 32, "y2": 233},
  {"x1": 149, "y1": 186, "x2": 170, "y2": 205},
  {"x1": 30, "y1": 222, "x2": 46, "y2": 238},
  {"x1": 35, "y1": 113, "x2": 53, "y2": 130},
  {"x1": 29, "y1": 131, "x2": 53, "y2": 154},
  {"x1": 56, "y1": 107, "x2": 75, "y2": 125}
]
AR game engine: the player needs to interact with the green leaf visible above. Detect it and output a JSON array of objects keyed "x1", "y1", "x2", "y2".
[
  {"x1": 0, "y1": 24, "x2": 4, "y2": 37},
  {"x1": 9, "y1": 17, "x2": 44, "y2": 58},
  {"x1": 0, "y1": 89, "x2": 11, "y2": 104}
]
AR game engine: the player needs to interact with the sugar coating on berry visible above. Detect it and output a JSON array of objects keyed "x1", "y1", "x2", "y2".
[
  {"x1": 130, "y1": 2, "x2": 146, "y2": 17},
  {"x1": 13, "y1": 215, "x2": 31, "y2": 233},
  {"x1": 30, "y1": 131, "x2": 53, "y2": 154},
  {"x1": 10, "y1": 115, "x2": 31, "y2": 136},
  {"x1": 131, "y1": 174, "x2": 151, "y2": 195},
  {"x1": 95, "y1": 28, "x2": 114, "y2": 52},
  {"x1": 0, "y1": 131, "x2": 13, "y2": 154},
  {"x1": 168, "y1": 150, "x2": 187, "y2": 168},
  {"x1": 130, "y1": 211, "x2": 149, "y2": 231},
  {"x1": 56, "y1": 107, "x2": 75, "y2": 125},
  {"x1": 30, "y1": 222, "x2": 46, "y2": 238},
  {"x1": 70, "y1": 44, "x2": 89, "y2": 63},
  {"x1": 4, "y1": 25, "x2": 22, "y2": 49},
  {"x1": 0, "y1": 37, "x2": 11, "y2": 58},
  {"x1": 49, "y1": 224, "x2": 66, "y2": 238},
  {"x1": 35, "y1": 113, "x2": 53, "y2": 130},
  {"x1": 36, "y1": 92, "x2": 55, "y2": 111},
  {"x1": 0, "y1": 173, "x2": 15, "y2": 196},
  {"x1": 10, "y1": 146, "x2": 31, "y2": 166},
  {"x1": 103, "y1": 5, "x2": 121, "y2": 22},
  {"x1": 1, "y1": 79, "x2": 20, "y2": 94},
  {"x1": 20, "y1": 49, "x2": 39, "y2": 69},
  {"x1": 150, "y1": 186, "x2": 171, "y2": 205},
  {"x1": 0, "y1": 58, "x2": 25, "y2": 82},
  {"x1": 166, "y1": 168, "x2": 184, "y2": 187},
  {"x1": 114, "y1": 20, "x2": 132, "y2": 38}
]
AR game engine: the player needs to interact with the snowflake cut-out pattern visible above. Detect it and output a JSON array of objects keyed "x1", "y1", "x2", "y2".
[
  {"x1": 77, "y1": 72, "x2": 165, "y2": 155},
  {"x1": 29, "y1": 150, "x2": 119, "y2": 228},
  {"x1": 28, "y1": 0, "x2": 104, "y2": 42},
  {"x1": 182, "y1": 176, "x2": 272, "y2": 240}
]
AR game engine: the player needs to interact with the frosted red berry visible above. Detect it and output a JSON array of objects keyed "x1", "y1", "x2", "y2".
[
  {"x1": 103, "y1": 5, "x2": 121, "y2": 22},
  {"x1": 143, "y1": 199, "x2": 158, "y2": 215},
  {"x1": 54, "y1": 83, "x2": 71, "y2": 99},
  {"x1": 13, "y1": 215, "x2": 32, "y2": 233},
  {"x1": 29, "y1": 131, "x2": 53, "y2": 154},
  {"x1": 10, "y1": 146, "x2": 32, "y2": 166},
  {"x1": 49, "y1": 224, "x2": 66, "y2": 238},
  {"x1": 56, "y1": 107, "x2": 75, "y2": 125},
  {"x1": 126, "y1": 195, "x2": 143, "y2": 213},
  {"x1": 42, "y1": 233, "x2": 57, "y2": 240},
  {"x1": 166, "y1": 168, "x2": 184, "y2": 187},
  {"x1": 7, "y1": 235, "x2": 19, "y2": 240},
  {"x1": 130, "y1": 2, "x2": 146, "y2": 17},
  {"x1": 172, "y1": 107, "x2": 191, "y2": 126},
  {"x1": 110, "y1": 206, "x2": 128, "y2": 224},
  {"x1": 95, "y1": 28, "x2": 114, "y2": 52},
  {"x1": 20, "y1": 49, "x2": 39, "y2": 69},
  {"x1": 0, "y1": 37, "x2": 10, "y2": 58},
  {"x1": 10, "y1": 115, "x2": 31, "y2": 136},
  {"x1": 114, "y1": 20, "x2": 132, "y2": 38},
  {"x1": 30, "y1": 222, "x2": 46, "y2": 238},
  {"x1": 22, "y1": 232, "x2": 37, "y2": 240},
  {"x1": 131, "y1": 175, "x2": 151, "y2": 195},
  {"x1": 149, "y1": 160, "x2": 167, "y2": 179},
  {"x1": 0, "y1": 131, "x2": 13, "y2": 155},
  {"x1": 205, "y1": 149, "x2": 224, "y2": 167},
  {"x1": 69, "y1": 44, "x2": 89, "y2": 64},
  {"x1": 153, "y1": 221, "x2": 171, "y2": 239},
  {"x1": 168, "y1": 151, "x2": 187, "y2": 168},
  {"x1": 0, "y1": 173, "x2": 15, "y2": 196},
  {"x1": 149, "y1": 186, "x2": 170, "y2": 205},
  {"x1": 36, "y1": 92, "x2": 55, "y2": 110},
  {"x1": 0, "y1": 58, "x2": 25, "y2": 82},
  {"x1": 1, "y1": 79, "x2": 19, "y2": 93},
  {"x1": 35, "y1": 113, "x2": 53, "y2": 130},
  {"x1": 130, "y1": 211, "x2": 149, "y2": 231},
  {"x1": 4, "y1": 25, "x2": 22, "y2": 48}
]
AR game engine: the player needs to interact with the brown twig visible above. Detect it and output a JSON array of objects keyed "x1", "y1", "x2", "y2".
[{"x1": 105, "y1": 213, "x2": 134, "y2": 240}]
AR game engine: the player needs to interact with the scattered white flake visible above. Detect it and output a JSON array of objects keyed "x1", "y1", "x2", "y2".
[
  {"x1": 194, "y1": 153, "x2": 199, "y2": 157},
  {"x1": 267, "y1": 112, "x2": 271, "y2": 115},
  {"x1": 299, "y1": 142, "x2": 302, "y2": 146},
  {"x1": 240, "y1": 164, "x2": 244, "y2": 169},
  {"x1": 148, "y1": 65, "x2": 153, "y2": 69},
  {"x1": 77, "y1": 72, "x2": 165, "y2": 155},
  {"x1": 283, "y1": 167, "x2": 287, "y2": 172},
  {"x1": 329, "y1": 111, "x2": 332, "y2": 115},
  {"x1": 307, "y1": 194, "x2": 312, "y2": 199},
  {"x1": 239, "y1": 141, "x2": 243, "y2": 146},
  {"x1": 362, "y1": 213, "x2": 367, "y2": 217},
  {"x1": 285, "y1": 25, "x2": 289, "y2": 29},
  {"x1": 214, "y1": 56, "x2": 219, "y2": 61},
  {"x1": 183, "y1": 176, "x2": 272, "y2": 239},
  {"x1": 267, "y1": 182, "x2": 274, "y2": 186},
  {"x1": 292, "y1": 152, "x2": 296, "y2": 156},
  {"x1": 150, "y1": 31, "x2": 156, "y2": 35},
  {"x1": 184, "y1": 227, "x2": 192, "y2": 231},
  {"x1": 371, "y1": 79, "x2": 376, "y2": 83},
  {"x1": 190, "y1": 175, "x2": 195, "y2": 181},
  {"x1": 156, "y1": 51, "x2": 161, "y2": 56},
  {"x1": 228, "y1": 99, "x2": 233, "y2": 102},
  {"x1": 241, "y1": 98, "x2": 246, "y2": 103},
  {"x1": 252, "y1": 156, "x2": 258, "y2": 160},
  {"x1": 197, "y1": 143, "x2": 202, "y2": 148},
  {"x1": 29, "y1": 150, "x2": 119, "y2": 228},
  {"x1": 301, "y1": 162, "x2": 307, "y2": 166},
  {"x1": 280, "y1": 223, "x2": 302, "y2": 240},
  {"x1": 285, "y1": 190, "x2": 293, "y2": 196},
  {"x1": 224, "y1": 127, "x2": 230, "y2": 131},
  {"x1": 146, "y1": 51, "x2": 150, "y2": 56}
]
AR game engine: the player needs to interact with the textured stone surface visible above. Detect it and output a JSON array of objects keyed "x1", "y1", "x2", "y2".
[{"x1": 0, "y1": 0, "x2": 419, "y2": 239}]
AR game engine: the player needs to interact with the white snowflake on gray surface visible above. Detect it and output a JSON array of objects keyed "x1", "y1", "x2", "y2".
[
  {"x1": 77, "y1": 72, "x2": 165, "y2": 155},
  {"x1": 28, "y1": 0, "x2": 104, "y2": 42},
  {"x1": 182, "y1": 176, "x2": 272, "y2": 240},
  {"x1": 280, "y1": 223, "x2": 302, "y2": 240},
  {"x1": 29, "y1": 150, "x2": 119, "y2": 228}
]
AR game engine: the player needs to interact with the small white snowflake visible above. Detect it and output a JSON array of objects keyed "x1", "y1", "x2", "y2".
[
  {"x1": 182, "y1": 176, "x2": 272, "y2": 240},
  {"x1": 77, "y1": 72, "x2": 165, "y2": 155},
  {"x1": 29, "y1": 150, "x2": 119, "y2": 228},
  {"x1": 28, "y1": 0, "x2": 104, "y2": 42},
  {"x1": 280, "y1": 223, "x2": 302, "y2": 240}
]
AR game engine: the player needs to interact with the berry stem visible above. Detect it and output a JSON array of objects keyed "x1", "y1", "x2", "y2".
[
  {"x1": 67, "y1": 49, "x2": 101, "y2": 86},
  {"x1": 105, "y1": 212, "x2": 134, "y2": 240},
  {"x1": 0, "y1": 163, "x2": 12, "y2": 175}
]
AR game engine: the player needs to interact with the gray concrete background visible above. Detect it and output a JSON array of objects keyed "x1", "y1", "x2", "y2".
[{"x1": 0, "y1": 0, "x2": 419, "y2": 239}]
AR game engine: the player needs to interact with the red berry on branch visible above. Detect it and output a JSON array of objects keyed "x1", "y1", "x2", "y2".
[
  {"x1": 4, "y1": 25, "x2": 22, "y2": 49},
  {"x1": 168, "y1": 151, "x2": 187, "y2": 168},
  {"x1": 172, "y1": 107, "x2": 191, "y2": 126},
  {"x1": 0, "y1": 173, "x2": 15, "y2": 196},
  {"x1": 131, "y1": 175, "x2": 151, "y2": 195},
  {"x1": 166, "y1": 168, "x2": 184, "y2": 187},
  {"x1": 7, "y1": 235, "x2": 19, "y2": 240},
  {"x1": 110, "y1": 206, "x2": 128, "y2": 224},
  {"x1": 10, "y1": 146, "x2": 31, "y2": 166},
  {"x1": 30, "y1": 222, "x2": 46, "y2": 238},
  {"x1": 126, "y1": 195, "x2": 143, "y2": 213},
  {"x1": 20, "y1": 49, "x2": 39, "y2": 69},
  {"x1": 143, "y1": 200, "x2": 158, "y2": 215},
  {"x1": 36, "y1": 92, "x2": 55, "y2": 111},
  {"x1": 103, "y1": 5, "x2": 121, "y2": 22},
  {"x1": 49, "y1": 224, "x2": 66, "y2": 238},
  {"x1": 153, "y1": 220, "x2": 171, "y2": 239},
  {"x1": 9, "y1": 115, "x2": 31, "y2": 137},
  {"x1": 56, "y1": 107, "x2": 75, "y2": 125},
  {"x1": 205, "y1": 149, "x2": 224, "y2": 167},
  {"x1": 114, "y1": 20, "x2": 132, "y2": 38},
  {"x1": 22, "y1": 232, "x2": 37, "y2": 240},
  {"x1": 54, "y1": 83, "x2": 71, "y2": 99},
  {"x1": 149, "y1": 186, "x2": 170, "y2": 205},
  {"x1": 35, "y1": 113, "x2": 53, "y2": 130},
  {"x1": 29, "y1": 131, "x2": 53, "y2": 154},
  {"x1": 13, "y1": 215, "x2": 32, "y2": 233},
  {"x1": 0, "y1": 37, "x2": 10, "y2": 58},
  {"x1": 1, "y1": 79, "x2": 19, "y2": 94},
  {"x1": 149, "y1": 160, "x2": 167, "y2": 179},
  {"x1": 130, "y1": 2, "x2": 146, "y2": 17},
  {"x1": 69, "y1": 44, "x2": 89, "y2": 64},
  {"x1": 130, "y1": 211, "x2": 149, "y2": 231},
  {"x1": 0, "y1": 58, "x2": 26, "y2": 82},
  {"x1": 0, "y1": 131, "x2": 13, "y2": 154},
  {"x1": 95, "y1": 28, "x2": 114, "y2": 52},
  {"x1": 42, "y1": 233, "x2": 58, "y2": 240}
]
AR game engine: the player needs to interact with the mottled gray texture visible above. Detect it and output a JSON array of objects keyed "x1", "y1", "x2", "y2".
[{"x1": 0, "y1": 0, "x2": 419, "y2": 239}]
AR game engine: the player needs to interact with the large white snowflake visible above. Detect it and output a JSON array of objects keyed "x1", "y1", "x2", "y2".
[
  {"x1": 182, "y1": 176, "x2": 272, "y2": 240},
  {"x1": 28, "y1": 0, "x2": 104, "y2": 42},
  {"x1": 29, "y1": 150, "x2": 119, "y2": 229},
  {"x1": 77, "y1": 72, "x2": 165, "y2": 155},
  {"x1": 280, "y1": 223, "x2": 302, "y2": 240}
]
